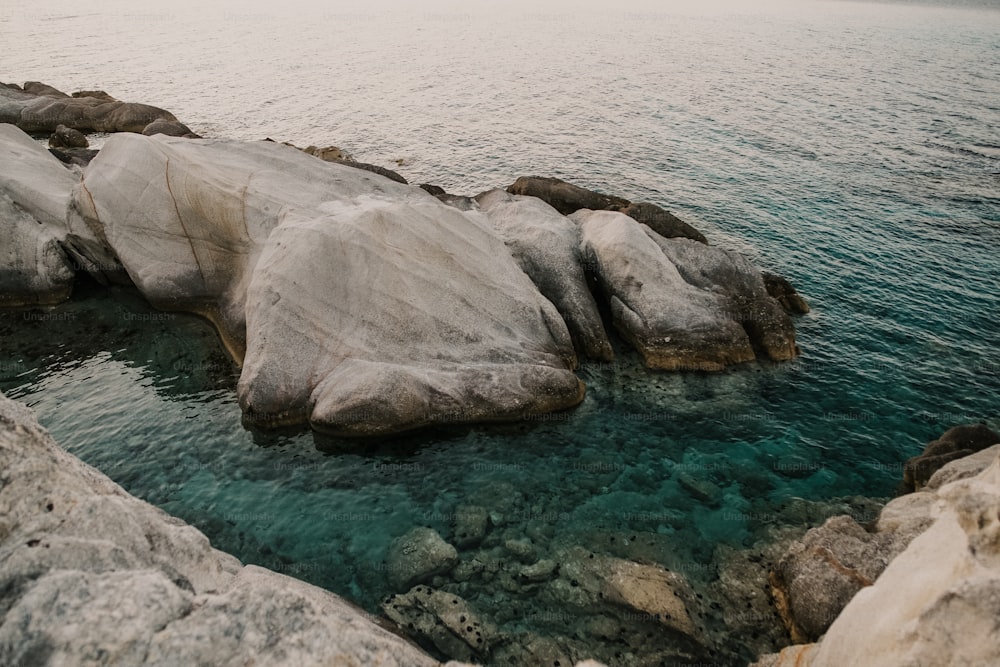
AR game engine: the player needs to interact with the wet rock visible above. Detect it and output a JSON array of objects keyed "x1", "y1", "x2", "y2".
[
  {"x1": 902, "y1": 423, "x2": 1000, "y2": 491},
  {"x1": 520, "y1": 558, "x2": 558, "y2": 582},
  {"x1": 332, "y1": 158, "x2": 409, "y2": 184},
  {"x1": 762, "y1": 272, "x2": 810, "y2": 315},
  {"x1": 72, "y1": 90, "x2": 117, "y2": 102},
  {"x1": 0, "y1": 124, "x2": 77, "y2": 307},
  {"x1": 386, "y1": 527, "x2": 460, "y2": 590},
  {"x1": 381, "y1": 587, "x2": 498, "y2": 662},
  {"x1": 475, "y1": 188, "x2": 613, "y2": 361},
  {"x1": 492, "y1": 633, "x2": 572, "y2": 667},
  {"x1": 507, "y1": 175, "x2": 629, "y2": 216},
  {"x1": 48, "y1": 123, "x2": 88, "y2": 148},
  {"x1": 142, "y1": 118, "x2": 200, "y2": 138},
  {"x1": 0, "y1": 392, "x2": 439, "y2": 667},
  {"x1": 419, "y1": 183, "x2": 447, "y2": 196},
  {"x1": 452, "y1": 505, "x2": 489, "y2": 549},
  {"x1": 619, "y1": 201, "x2": 707, "y2": 244}
]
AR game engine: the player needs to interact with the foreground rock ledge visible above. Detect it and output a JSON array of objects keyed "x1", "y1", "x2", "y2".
[{"x1": 0, "y1": 391, "x2": 441, "y2": 666}]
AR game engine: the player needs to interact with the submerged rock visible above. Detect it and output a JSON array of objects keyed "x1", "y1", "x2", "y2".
[
  {"x1": 386, "y1": 528, "x2": 460, "y2": 590},
  {"x1": 382, "y1": 587, "x2": 499, "y2": 661},
  {"x1": 0, "y1": 391, "x2": 440, "y2": 667},
  {"x1": 0, "y1": 81, "x2": 178, "y2": 133},
  {"x1": 902, "y1": 423, "x2": 1000, "y2": 491},
  {"x1": 0, "y1": 124, "x2": 77, "y2": 307}
]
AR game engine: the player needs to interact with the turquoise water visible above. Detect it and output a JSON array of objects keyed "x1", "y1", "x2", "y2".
[{"x1": 2, "y1": 0, "x2": 1000, "y2": 664}]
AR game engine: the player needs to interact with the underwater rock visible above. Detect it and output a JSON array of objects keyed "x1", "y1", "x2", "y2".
[
  {"x1": 0, "y1": 391, "x2": 439, "y2": 667},
  {"x1": 48, "y1": 123, "x2": 88, "y2": 148},
  {"x1": 0, "y1": 81, "x2": 179, "y2": 133},
  {"x1": 386, "y1": 528, "x2": 460, "y2": 590},
  {"x1": 475, "y1": 188, "x2": 613, "y2": 361},
  {"x1": 767, "y1": 454, "x2": 1000, "y2": 667},
  {"x1": 902, "y1": 423, "x2": 1000, "y2": 491},
  {"x1": 0, "y1": 124, "x2": 77, "y2": 307},
  {"x1": 381, "y1": 587, "x2": 499, "y2": 662},
  {"x1": 452, "y1": 505, "x2": 490, "y2": 549},
  {"x1": 71, "y1": 133, "x2": 583, "y2": 434},
  {"x1": 575, "y1": 209, "x2": 797, "y2": 370}
]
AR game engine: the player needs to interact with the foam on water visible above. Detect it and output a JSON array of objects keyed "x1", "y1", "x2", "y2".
[{"x1": 2, "y1": 0, "x2": 999, "y2": 663}]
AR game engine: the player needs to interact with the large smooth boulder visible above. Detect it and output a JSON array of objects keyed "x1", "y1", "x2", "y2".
[
  {"x1": 0, "y1": 123, "x2": 77, "y2": 307},
  {"x1": 0, "y1": 81, "x2": 178, "y2": 133},
  {"x1": 574, "y1": 209, "x2": 797, "y2": 370},
  {"x1": 0, "y1": 392, "x2": 440, "y2": 667},
  {"x1": 71, "y1": 134, "x2": 583, "y2": 434},
  {"x1": 474, "y1": 188, "x2": 613, "y2": 361},
  {"x1": 903, "y1": 423, "x2": 1000, "y2": 491},
  {"x1": 772, "y1": 456, "x2": 1000, "y2": 667}
]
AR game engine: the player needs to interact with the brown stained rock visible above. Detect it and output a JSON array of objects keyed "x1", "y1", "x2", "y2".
[{"x1": 903, "y1": 423, "x2": 1000, "y2": 491}]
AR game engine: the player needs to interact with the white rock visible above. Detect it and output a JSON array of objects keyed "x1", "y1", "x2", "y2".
[
  {"x1": 0, "y1": 391, "x2": 440, "y2": 667},
  {"x1": 0, "y1": 123, "x2": 77, "y2": 306}
]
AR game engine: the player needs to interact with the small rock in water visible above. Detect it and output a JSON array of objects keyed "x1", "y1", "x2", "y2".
[{"x1": 386, "y1": 527, "x2": 459, "y2": 591}]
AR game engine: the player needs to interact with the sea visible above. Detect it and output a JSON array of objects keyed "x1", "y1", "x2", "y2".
[{"x1": 1, "y1": 0, "x2": 999, "y2": 664}]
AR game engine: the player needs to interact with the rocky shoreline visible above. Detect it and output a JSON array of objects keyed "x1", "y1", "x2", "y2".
[{"x1": 3, "y1": 82, "x2": 999, "y2": 666}]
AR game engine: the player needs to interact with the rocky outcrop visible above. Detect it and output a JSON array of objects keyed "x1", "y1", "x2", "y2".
[
  {"x1": 902, "y1": 423, "x2": 1000, "y2": 491},
  {"x1": 0, "y1": 391, "x2": 441, "y2": 667},
  {"x1": 0, "y1": 81, "x2": 178, "y2": 133},
  {"x1": 142, "y1": 118, "x2": 200, "y2": 138},
  {"x1": 48, "y1": 123, "x2": 88, "y2": 148},
  {"x1": 474, "y1": 188, "x2": 613, "y2": 361},
  {"x1": 574, "y1": 209, "x2": 797, "y2": 370},
  {"x1": 756, "y1": 453, "x2": 1000, "y2": 667},
  {"x1": 762, "y1": 272, "x2": 810, "y2": 315},
  {"x1": 70, "y1": 133, "x2": 583, "y2": 434},
  {"x1": 507, "y1": 175, "x2": 707, "y2": 243},
  {"x1": 0, "y1": 123, "x2": 77, "y2": 307}
]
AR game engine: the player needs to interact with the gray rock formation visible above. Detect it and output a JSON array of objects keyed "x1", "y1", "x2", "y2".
[
  {"x1": 70, "y1": 133, "x2": 583, "y2": 434},
  {"x1": 386, "y1": 528, "x2": 460, "y2": 590},
  {"x1": 902, "y1": 423, "x2": 1000, "y2": 491},
  {"x1": 0, "y1": 391, "x2": 440, "y2": 667},
  {"x1": 618, "y1": 201, "x2": 707, "y2": 244},
  {"x1": 382, "y1": 587, "x2": 499, "y2": 662},
  {"x1": 0, "y1": 123, "x2": 77, "y2": 307},
  {"x1": 0, "y1": 81, "x2": 178, "y2": 133},
  {"x1": 48, "y1": 123, "x2": 88, "y2": 148},
  {"x1": 474, "y1": 188, "x2": 613, "y2": 360},
  {"x1": 754, "y1": 453, "x2": 1000, "y2": 667},
  {"x1": 574, "y1": 209, "x2": 797, "y2": 370},
  {"x1": 142, "y1": 118, "x2": 200, "y2": 138}
]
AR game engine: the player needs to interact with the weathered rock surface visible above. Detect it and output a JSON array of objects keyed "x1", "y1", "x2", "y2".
[
  {"x1": 618, "y1": 201, "x2": 707, "y2": 243},
  {"x1": 903, "y1": 423, "x2": 1000, "y2": 491},
  {"x1": 382, "y1": 587, "x2": 499, "y2": 662},
  {"x1": 386, "y1": 528, "x2": 460, "y2": 590},
  {"x1": 475, "y1": 188, "x2": 613, "y2": 360},
  {"x1": 71, "y1": 133, "x2": 583, "y2": 434},
  {"x1": 0, "y1": 81, "x2": 178, "y2": 133},
  {"x1": 0, "y1": 391, "x2": 440, "y2": 667},
  {"x1": 926, "y1": 442, "x2": 1000, "y2": 490},
  {"x1": 507, "y1": 175, "x2": 630, "y2": 216},
  {"x1": 142, "y1": 118, "x2": 200, "y2": 138},
  {"x1": 762, "y1": 272, "x2": 810, "y2": 315},
  {"x1": 574, "y1": 209, "x2": 797, "y2": 370},
  {"x1": 0, "y1": 123, "x2": 77, "y2": 307},
  {"x1": 761, "y1": 455, "x2": 1000, "y2": 667},
  {"x1": 48, "y1": 123, "x2": 88, "y2": 148}
]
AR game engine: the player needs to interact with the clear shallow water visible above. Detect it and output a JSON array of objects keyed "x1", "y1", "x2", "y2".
[{"x1": 2, "y1": 0, "x2": 1000, "y2": 664}]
